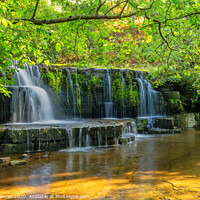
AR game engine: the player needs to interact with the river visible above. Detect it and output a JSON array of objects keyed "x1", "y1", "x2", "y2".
[{"x1": 0, "y1": 129, "x2": 200, "y2": 200}]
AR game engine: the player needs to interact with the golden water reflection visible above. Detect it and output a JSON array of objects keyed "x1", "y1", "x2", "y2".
[{"x1": 0, "y1": 129, "x2": 200, "y2": 200}]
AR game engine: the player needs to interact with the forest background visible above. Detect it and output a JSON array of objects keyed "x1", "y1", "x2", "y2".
[{"x1": 0, "y1": 0, "x2": 199, "y2": 108}]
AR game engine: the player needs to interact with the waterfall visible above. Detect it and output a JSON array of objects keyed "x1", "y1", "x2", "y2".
[
  {"x1": 97, "y1": 131, "x2": 102, "y2": 146},
  {"x1": 74, "y1": 68, "x2": 81, "y2": 117},
  {"x1": 135, "y1": 72, "x2": 165, "y2": 117},
  {"x1": 11, "y1": 64, "x2": 54, "y2": 123},
  {"x1": 120, "y1": 69, "x2": 126, "y2": 117},
  {"x1": 66, "y1": 129, "x2": 74, "y2": 148},
  {"x1": 65, "y1": 69, "x2": 75, "y2": 116},
  {"x1": 79, "y1": 128, "x2": 82, "y2": 147},
  {"x1": 104, "y1": 69, "x2": 114, "y2": 118},
  {"x1": 85, "y1": 127, "x2": 91, "y2": 147}
]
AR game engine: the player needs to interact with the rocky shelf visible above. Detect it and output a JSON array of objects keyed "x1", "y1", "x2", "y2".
[{"x1": 0, "y1": 119, "x2": 136, "y2": 153}]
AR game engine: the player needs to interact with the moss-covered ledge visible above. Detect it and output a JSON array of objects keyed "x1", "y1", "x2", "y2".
[{"x1": 0, "y1": 119, "x2": 136, "y2": 153}]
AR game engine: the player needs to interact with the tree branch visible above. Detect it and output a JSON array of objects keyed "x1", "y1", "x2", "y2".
[
  {"x1": 120, "y1": 0, "x2": 129, "y2": 16},
  {"x1": 165, "y1": 0, "x2": 171, "y2": 21},
  {"x1": 105, "y1": 1, "x2": 126, "y2": 15},
  {"x1": 32, "y1": 0, "x2": 40, "y2": 19},
  {"x1": 165, "y1": 12, "x2": 200, "y2": 22},
  {"x1": 96, "y1": 0, "x2": 106, "y2": 15},
  {"x1": 13, "y1": 12, "x2": 137, "y2": 25},
  {"x1": 145, "y1": 12, "x2": 175, "y2": 51}
]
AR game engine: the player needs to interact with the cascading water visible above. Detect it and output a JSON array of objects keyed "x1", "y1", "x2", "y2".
[
  {"x1": 135, "y1": 71, "x2": 165, "y2": 128},
  {"x1": 104, "y1": 69, "x2": 114, "y2": 118},
  {"x1": 120, "y1": 69, "x2": 126, "y2": 117},
  {"x1": 85, "y1": 127, "x2": 91, "y2": 147},
  {"x1": 135, "y1": 72, "x2": 165, "y2": 117},
  {"x1": 79, "y1": 128, "x2": 82, "y2": 147},
  {"x1": 66, "y1": 129, "x2": 74, "y2": 148},
  {"x1": 11, "y1": 63, "x2": 54, "y2": 123},
  {"x1": 65, "y1": 69, "x2": 75, "y2": 116}
]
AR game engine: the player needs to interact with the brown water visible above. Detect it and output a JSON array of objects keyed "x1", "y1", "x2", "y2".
[{"x1": 0, "y1": 129, "x2": 200, "y2": 200}]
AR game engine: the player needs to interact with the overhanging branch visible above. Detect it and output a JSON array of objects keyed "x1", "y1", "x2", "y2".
[
  {"x1": 32, "y1": 0, "x2": 40, "y2": 19},
  {"x1": 145, "y1": 12, "x2": 176, "y2": 51},
  {"x1": 13, "y1": 12, "x2": 137, "y2": 25},
  {"x1": 96, "y1": 0, "x2": 106, "y2": 15}
]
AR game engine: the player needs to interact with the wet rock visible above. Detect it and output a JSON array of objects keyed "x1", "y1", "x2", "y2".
[
  {"x1": 1, "y1": 163, "x2": 9, "y2": 167},
  {"x1": 0, "y1": 157, "x2": 11, "y2": 163},
  {"x1": 148, "y1": 128, "x2": 181, "y2": 134},
  {"x1": 119, "y1": 133, "x2": 135, "y2": 144},
  {"x1": 154, "y1": 117, "x2": 175, "y2": 129},
  {"x1": 162, "y1": 91, "x2": 184, "y2": 115},
  {"x1": 119, "y1": 137, "x2": 127, "y2": 144},
  {"x1": 136, "y1": 118, "x2": 148, "y2": 133},
  {"x1": 41, "y1": 155, "x2": 49, "y2": 158},
  {"x1": 0, "y1": 143, "x2": 26, "y2": 154},
  {"x1": 175, "y1": 113, "x2": 200, "y2": 129},
  {"x1": 20, "y1": 154, "x2": 30, "y2": 159},
  {"x1": 9, "y1": 160, "x2": 27, "y2": 166}
]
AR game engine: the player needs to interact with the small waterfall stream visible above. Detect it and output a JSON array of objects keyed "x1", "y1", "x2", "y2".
[
  {"x1": 65, "y1": 69, "x2": 75, "y2": 116},
  {"x1": 104, "y1": 69, "x2": 114, "y2": 118},
  {"x1": 135, "y1": 72, "x2": 165, "y2": 117},
  {"x1": 11, "y1": 64, "x2": 54, "y2": 123},
  {"x1": 120, "y1": 69, "x2": 126, "y2": 117},
  {"x1": 135, "y1": 71, "x2": 165, "y2": 128}
]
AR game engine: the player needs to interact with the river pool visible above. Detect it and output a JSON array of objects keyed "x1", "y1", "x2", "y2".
[{"x1": 0, "y1": 129, "x2": 200, "y2": 200}]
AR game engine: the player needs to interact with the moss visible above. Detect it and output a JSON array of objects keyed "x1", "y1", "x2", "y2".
[
  {"x1": 112, "y1": 72, "x2": 124, "y2": 107},
  {"x1": 43, "y1": 67, "x2": 62, "y2": 94},
  {"x1": 111, "y1": 71, "x2": 139, "y2": 114},
  {"x1": 70, "y1": 71, "x2": 88, "y2": 117},
  {"x1": 125, "y1": 71, "x2": 140, "y2": 108},
  {"x1": 88, "y1": 75, "x2": 102, "y2": 95}
]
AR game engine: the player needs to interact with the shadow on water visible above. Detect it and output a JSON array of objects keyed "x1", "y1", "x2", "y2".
[{"x1": 1, "y1": 129, "x2": 200, "y2": 199}]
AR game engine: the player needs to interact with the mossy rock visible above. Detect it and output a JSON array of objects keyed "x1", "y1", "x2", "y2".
[
  {"x1": 162, "y1": 91, "x2": 184, "y2": 115},
  {"x1": 9, "y1": 160, "x2": 27, "y2": 166}
]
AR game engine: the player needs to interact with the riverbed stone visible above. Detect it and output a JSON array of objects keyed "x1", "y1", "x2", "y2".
[
  {"x1": 9, "y1": 160, "x2": 27, "y2": 166},
  {"x1": 0, "y1": 157, "x2": 11, "y2": 163},
  {"x1": 148, "y1": 128, "x2": 181, "y2": 134},
  {"x1": 20, "y1": 154, "x2": 30, "y2": 159}
]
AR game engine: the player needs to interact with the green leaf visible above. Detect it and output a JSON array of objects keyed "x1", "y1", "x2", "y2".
[
  {"x1": 44, "y1": 60, "x2": 50, "y2": 66},
  {"x1": 37, "y1": 57, "x2": 43, "y2": 64},
  {"x1": 55, "y1": 43, "x2": 61, "y2": 52}
]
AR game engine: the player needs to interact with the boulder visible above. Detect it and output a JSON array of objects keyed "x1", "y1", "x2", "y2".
[
  {"x1": 41, "y1": 155, "x2": 49, "y2": 158},
  {"x1": 119, "y1": 133, "x2": 135, "y2": 144},
  {"x1": 154, "y1": 117, "x2": 175, "y2": 129},
  {"x1": 148, "y1": 128, "x2": 181, "y2": 134},
  {"x1": 0, "y1": 157, "x2": 11, "y2": 163},
  {"x1": 19, "y1": 154, "x2": 30, "y2": 159},
  {"x1": 162, "y1": 91, "x2": 184, "y2": 115},
  {"x1": 9, "y1": 160, "x2": 27, "y2": 166}
]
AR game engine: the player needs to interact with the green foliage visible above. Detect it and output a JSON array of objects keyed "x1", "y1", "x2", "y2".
[
  {"x1": 0, "y1": 82, "x2": 11, "y2": 97},
  {"x1": 70, "y1": 71, "x2": 86, "y2": 117},
  {"x1": 125, "y1": 72, "x2": 139, "y2": 108},
  {"x1": 88, "y1": 75, "x2": 102, "y2": 97},
  {"x1": 112, "y1": 72, "x2": 124, "y2": 106},
  {"x1": 0, "y1": 0, "x2": 200, "y2": 107}
]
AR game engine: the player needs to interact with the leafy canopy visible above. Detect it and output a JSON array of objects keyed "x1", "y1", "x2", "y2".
[{"x1": 0, "y1": 0, "x2": 199, "y2": 99}]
